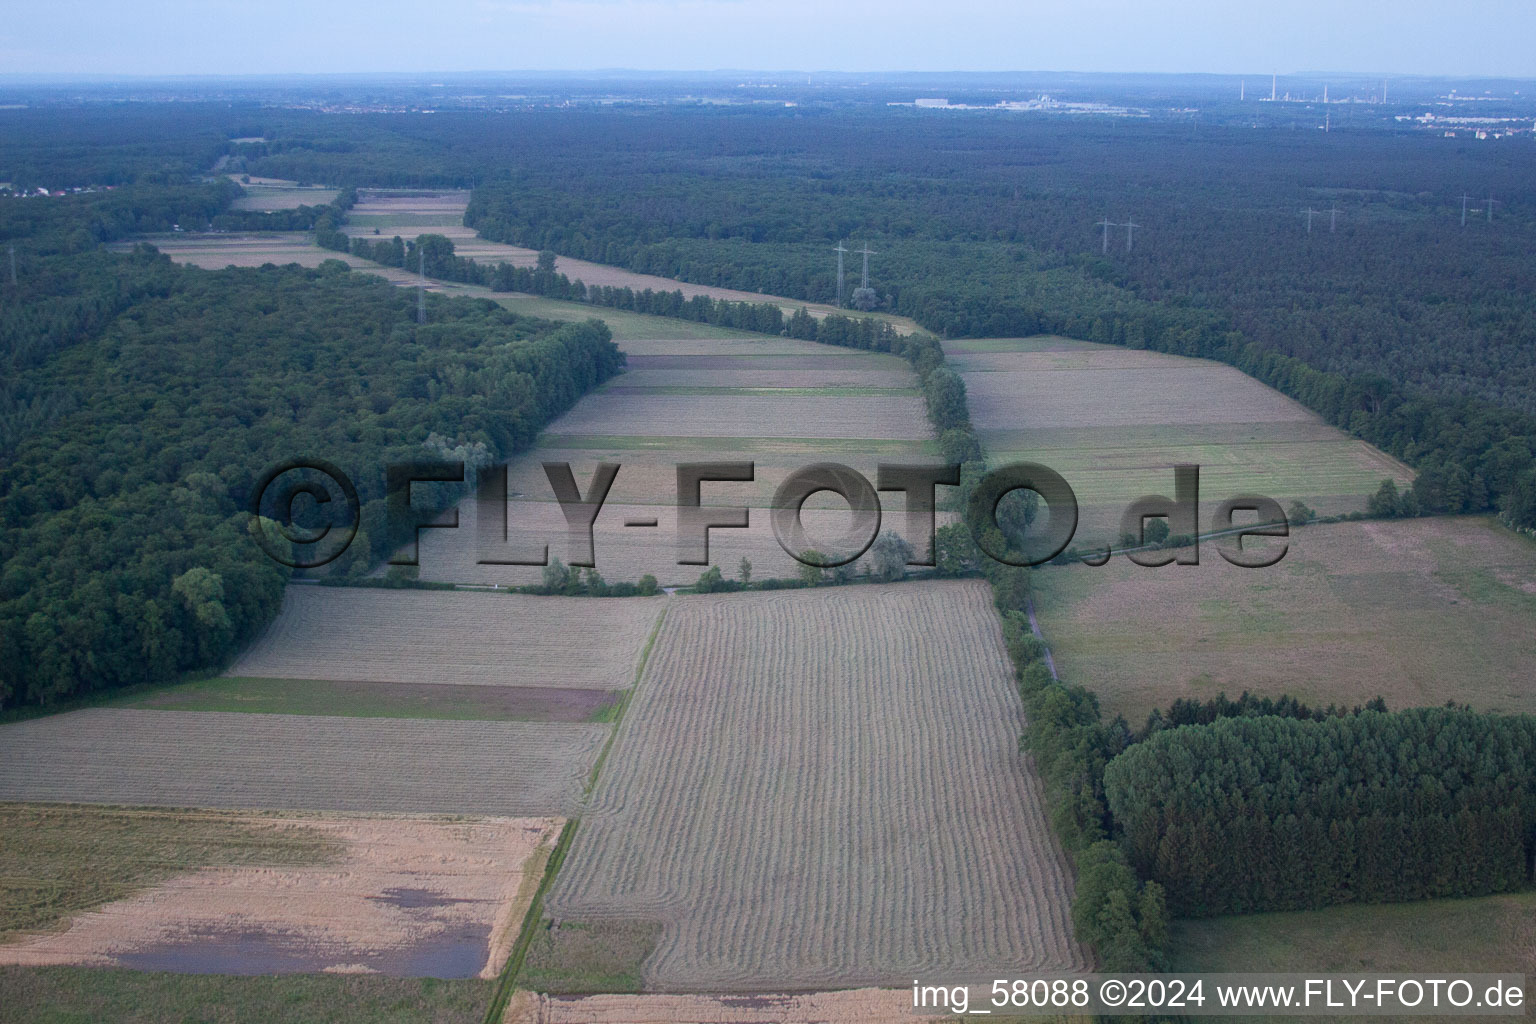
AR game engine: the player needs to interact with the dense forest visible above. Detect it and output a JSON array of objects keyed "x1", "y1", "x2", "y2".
[
  {"x1": 447, "y1": 113, "x2": 1536, "y2": 531},
  {"x1": 70, "y1": 103, "x2": 1527, "y2": 528},
  {"x1": 0, "y1": 186, "x2": 623, "y2": 710},
  {"x1": 1104, "y1": 710, "x2": 1536, "y2": 916}
]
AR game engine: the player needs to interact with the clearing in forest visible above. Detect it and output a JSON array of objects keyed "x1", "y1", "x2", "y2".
[{"x1": 226, "y1": 176, "x2": 338, "y2": 211}]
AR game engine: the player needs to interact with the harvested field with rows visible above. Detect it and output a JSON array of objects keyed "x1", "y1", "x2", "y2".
[
  {"x1": 945, "y1": 336, "x2": 1413, "y2": 548},
  {"x1": 1031, "y1": 515, "x2": 1536, "y2": 724},
  {"x1": 227, "y1": 586, "x2": 662, "y2": 690},
  {"x1": 548, "y1": 393, "x2": 926, "y2": 441},
  {"x1": 0, "y1": 710, "x2": 605, "y2": 815},
  {"x1": 418, "y1": 332, "x2": 938, "y2": 588},
  {"x1": 0, "y1": 813, "x2": 559, "y2": 980},
  {"x1": 118, "y1": 676, "x2": 620, "y2": 723},
  {"x1": 343, "y1": 190, "x2": 466, "y2": 228},
  {"x1": 544, "y1": 580, "x2": 1087, "y2": 991}
]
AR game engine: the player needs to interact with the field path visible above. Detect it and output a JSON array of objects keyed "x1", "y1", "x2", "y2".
[{"x1": 1025, "y1": 595, "x2": 1060, "y2": 681}]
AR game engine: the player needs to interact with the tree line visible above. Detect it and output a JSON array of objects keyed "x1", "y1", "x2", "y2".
[
  {"x1": 0, "y1": 186, "x2": 623, "y2": 710},
  {"x1": 328, "y1": 229, "x2": 925, "y2": 352},
  {"x1": 1104, "y1": 710, "x2": 1536, "y2": 917},
  {"x1": 443, "y1": 112, "x2": 1536, "y2": 535}
]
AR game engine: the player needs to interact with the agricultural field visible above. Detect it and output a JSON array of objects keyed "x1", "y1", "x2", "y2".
[
  {"x1": 228, "y1": 587, "x2": 663, "y2": 691},
  {"x1": 0, "y1": 710, "x2": 605, "y2": 815},
  {"x1": 505, "y1": 988, "x2": 980, "y2": 1023},
  {"x1": 124, "y1": 233, "x2": 760, "y2": 343},
  {"x1": 0, "y1": 968, "x2": 492, "y2": 1024},
  {"x1": 118, "y1": 233, "x2": 476, "y2": 290},
  {"x1": 491, "y1": 293, "x2": 764, "y2": 342},
  {"x1": 543, "y1": 581, "x2": 1087, "y2": 991},
  {"x1": 114, "y1": 676, "x2": 620, "y2": 723},
  {"x1": 1171, "y1": 890, "x2": 1536, "y2": 975},
  {"x1": 417, "y1": 331, "x2": 938, "y2": 587},
  {"x1": 1170, "y1": 892, "x2": 1536, "y2": 1023},
  {"x1": 0, "y1": 811, "x2": 559, "y2": 980},
  {"x1": 1031, "y1": 515, "x2": 1536, "y2": 724},
  {"x1": 945, "y1": 336, "x2": 1413, "y2": 550},
  {"x1": 342, "y1": 190, "x2": 465, "y2": 229},
  {"x1": 343, "y1": 190, "x2": 920, "y2": 331},
  {"x1": 227, "y1": 176, "x2": 338, "y2": 211},
  {"x1": 0, "y1": 804, "x2": 335, "y2": 941}
]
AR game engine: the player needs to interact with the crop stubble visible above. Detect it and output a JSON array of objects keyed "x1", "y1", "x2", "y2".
[
  {"x1": 946, "y1": 336, "x2": 1412, "y2": 546},
  {"x1": 227, "y1": 587, "x2": 662, "y2": 690},
  {"x1": 544, "y1": 580, "x2": 1088, "y2": 990},
  {"x1": 0, "y1": 710, "x2": 605, "y2": 815},
  {"x1": 418, "y1": 333, "x2": 937, "y2": 588}
]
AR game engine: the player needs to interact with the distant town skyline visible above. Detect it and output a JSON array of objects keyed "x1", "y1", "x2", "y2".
[{"x1": 2, "y1": 0, "x2": 1533, "y2": 80}]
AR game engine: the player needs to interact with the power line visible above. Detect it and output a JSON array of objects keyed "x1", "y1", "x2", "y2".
[
  {"x1": 417, "y1": 245, "x2": 426, "y2": 325},
  {"x1": 1097, "y1": 217, "x2": 1116, "y2": 255},
  {"x1": 856, "y1": 243, "x2": 875, "y2": 289},
  {"x1": 833, "y1": 241, "x2": 848, "y2": 307},
  {"x1": 1460, "y1": 193, "x2": 1475, "y2": 227}
]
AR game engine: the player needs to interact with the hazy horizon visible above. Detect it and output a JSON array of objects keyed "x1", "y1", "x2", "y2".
[
  {"x1": 3, "y1": 1, "x2": 1532, "y2": 80},
  {"x1": 2, "y1": 69, "x2": 1531, "y2": 83}
]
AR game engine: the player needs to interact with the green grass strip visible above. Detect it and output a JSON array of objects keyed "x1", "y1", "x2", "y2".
[
  {"x1": 482, "y1": 602, "x2": 670, "y2": 1022},
  {"x1": 482, "y1": 818, "x2": 579, "y2": 1024}
]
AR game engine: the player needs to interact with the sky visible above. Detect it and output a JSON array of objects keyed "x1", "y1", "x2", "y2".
[{"x1": 2, "y1": 0, "x2": 1533, "y2": 79}]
